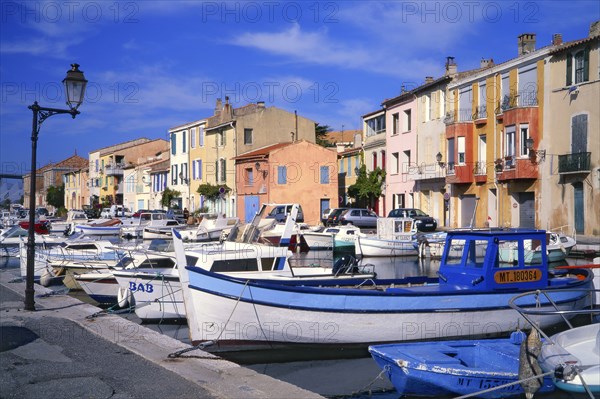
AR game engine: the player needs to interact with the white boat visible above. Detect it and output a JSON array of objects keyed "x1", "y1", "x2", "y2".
[
  {"x1": 49, "y1": 210, "x2": 89, "y2": 234},
  {"x1": 174, "y1": 229, "x2": 594, "y2": 351},
  {"x1": 120, "y1": 212, "x2": 167, "y2": 238},
  {"x1": 302, "y1": 225, "x2": 360, "y2": 250},
  {"x1": 20, "y1": 235, "x2": 122, "y2": 287},
  {"x1": 355, "y1": 218, "x2": 418, "y2": 257},
  {"x1": 75, "y1": 219, "x2": 122, "y2": 236},
  {"x1": 509, "y1": 281, "x2": 600, "y2": 396},
  {"x1": 178, "y1": 213, "x2": 239, "y2": 242},
  {"x1": 75, "y1": 250, "x2": 178, "y2": 307},
  {"x1": 539, "y1": 323, "x2": 600, "y2": 394},
  {"x1": 142, "y1": 219, "x2": 185, "y2": 240},
  {"x1": 1, "y1": 225, "x2": 66, "y2": 258}
]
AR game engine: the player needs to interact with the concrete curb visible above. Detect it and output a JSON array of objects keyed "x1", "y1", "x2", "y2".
[{"x1": 0, "y1": 270, "x2": 323, "y2": 399}]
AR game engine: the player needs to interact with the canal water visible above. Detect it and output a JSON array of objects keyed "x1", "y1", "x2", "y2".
[{"x1": 1, "y1": 248, "x2": 595, "y2": 398}]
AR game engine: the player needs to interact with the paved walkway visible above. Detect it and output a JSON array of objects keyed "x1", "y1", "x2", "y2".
[{"x1": 0, "y1": 269, "x2": 323, "y2": 399}]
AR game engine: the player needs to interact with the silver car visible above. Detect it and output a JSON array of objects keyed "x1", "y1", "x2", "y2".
[{"x1": 338, "y1": 208, "x2": 378, "y2": 228}]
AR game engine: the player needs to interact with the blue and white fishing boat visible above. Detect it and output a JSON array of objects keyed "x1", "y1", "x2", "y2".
[
  {"x1": 368, "y1": 331, "x2": 555, "y2": 398},
  {"x1": 175, "y1": 229, "x2": 594, "y2": 349}
]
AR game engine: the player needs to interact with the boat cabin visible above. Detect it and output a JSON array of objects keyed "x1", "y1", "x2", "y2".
[{"x1": 438, "y1": 229, "x2": 549, "y2": 291}]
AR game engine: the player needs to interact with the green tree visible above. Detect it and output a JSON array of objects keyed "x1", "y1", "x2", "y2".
[
  {"x1": 315, "y1": 123, "x2": 332, "y2": 147},
  {"x1": 45, "y1": 185, "x2": 65, "y2": 209},
  {"x1": 160, "y1": 187, "x2": 181, "y2": 209},
  {"x1": 347, "y1": 165, "x2": 386, "y2": 209},
  {"x1": 196, "y1": 183, "x2": 230, "y2": 201}
]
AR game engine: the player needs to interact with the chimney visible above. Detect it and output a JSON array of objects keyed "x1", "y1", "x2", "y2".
[
  {"x1": 425, "y1": 76, "x2": 434, "y2": 83},
  {"x1": 590, "y1": 20, "x2": 600, "y2": 37},
  {"x1": 480, "y1": 58, "x2": 494, "y2": 68},
  {"x1": 445, "y1": 56, "x2": 457, "y2": 76},
  {"x1": 552, "y1": 33, "x2": 563, "y2": 45},
  {"x1": 214, "y1": 98, "x2": 223, "y2": 117},
  {"x1": 518, "y1": 33, "x2": 536, "y2": 56},
  {"x1": 257, "y1": 101, "x2": 265, "y2": 108}
]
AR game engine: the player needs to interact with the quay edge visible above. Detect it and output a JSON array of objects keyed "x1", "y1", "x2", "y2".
[{"x1": 0, "y1": 269, "x2": 324, "y2": 399}]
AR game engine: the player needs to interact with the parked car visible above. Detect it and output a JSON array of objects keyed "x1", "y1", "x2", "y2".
[
  {"x1": 387, "y1": 208, "x2": 437, "y2": 232},
  {"x1": 266, "y1": 204, "x2": 305, "y2": 223},
  {"x1": 325, "y1": 208, "x2": 349, "y2": 226},
  {"x1": 339, "y1": 208, "x2": 378, "y2": 228},
  {"x1": 321, "y1": 208, "x2": 335, "y2": 224}
]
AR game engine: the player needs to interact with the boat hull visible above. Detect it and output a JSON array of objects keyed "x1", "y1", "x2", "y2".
[
  {"x1": 355, "y1": 235, "x2": 418, "y2": 257},
  {"x1": 113, "y1": 271, "x2": 184, "y2": 321},
  {"x1": 369, "y1": 338, "x2": 555, "y2": 398},
  {"x1": 183, "y1": 266, "x2": 592, "y2": 346}
]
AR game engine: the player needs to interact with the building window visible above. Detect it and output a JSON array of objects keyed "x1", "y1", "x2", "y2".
[
  {"x1": 392, "y1": 113, "x2": 399, "y2": 134},
  {"x1": 172, "y1": 164, "x2": 178, "y2": 185},
  {"x1": 320, "y1": 166, "x2": 330, "y2": 184},
  {"x1": 372, "y1": 152, "x2": 377, "y2": 169},
  {"x1": 365, "y1": 115, "x2": 386, "y2": 137},
  {"x1": 216, "y1": 158, "x2": 226, "y2": 183},
  {"x1": 199, "y1": 126, "x2": 205, "y2": 147},
  {"x1": 190, "y1": 128, "x2": 196, "y2": 149},
  {"x1": 505, "y1": 126, "x2": 516, "y2": 167},
  {"x1": 518, "y1": 64, "x2": 537, "y2": 106},
  {"x1": 95, "y1": 159, "x2": 98, "y2": 172},
  {"x1": 458, "y1": 86, "x2": 472, "y2": 121},
  {"x1": 171, "y1": 134, "x2": 176, "y2": 155},
  {"x1": 392, "y1": 152, "x2": 399, "y2": 174},
  {"x1": 403, "y1": 109, "x2": 412, "y2": 132},
  {"x1": 567, "y1": 48, "x2": 590, "y2": 85},
  {"x1": 217, "y1": 130, "x2": 225, "y2": 146},
  {"x1": 277, "y1": 166, "x2": 287, "y2": 184},
  {"x1": 181, "y1": 163, "x2": 188, "y2": 182},
  {"x1": 339, "y1": 158, "x2": 344, "y2": 175},
  {"x1": 192, "y1": 159, "x2": 202, "y2": 180},
  {"x1": 519, "y1": 124, "x2": 530, "y2": 157},
  {"x1": 346, "y1": 156, "x2": 351, "y2": 176},
  {"x1": 402, "y1": 150, "x2": 411, "y2": 173},
  {"x1": 182, "y1": 131, "x2": 187, "y2": 153},
  {"x1": 457, "y1": 136, "x2": 465, "y2": 164},
  {"x1": 244, "y1": 128, "x2": 253, "y2": 145},
  {"x1": 246, "y1": 168, "x2": 254, "y2": 185},
  {"x1": 381, "y1": 150, "x2": 386, "y2": 171}
]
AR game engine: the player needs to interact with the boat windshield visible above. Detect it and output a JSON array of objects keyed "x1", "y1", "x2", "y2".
[{"x1": 2, "y1": 225, "x2": 28, "y2": 238}]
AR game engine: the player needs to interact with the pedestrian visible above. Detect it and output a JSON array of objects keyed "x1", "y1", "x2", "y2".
[{"x1": 183, "y1": 208, "x2": 189, "y2": 219}]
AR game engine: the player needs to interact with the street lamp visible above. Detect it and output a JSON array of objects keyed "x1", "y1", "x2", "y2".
[{"x1": 25, "y1": 64, "x2": 87, "y2": 311}]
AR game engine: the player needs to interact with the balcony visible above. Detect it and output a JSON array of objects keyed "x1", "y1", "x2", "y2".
[
  {"x1": 496, "y1": 156, "x2": 538, "y2": 181},
  {"x1": 104, "y1": 163, "x2": 125, "y2": 176},
  {"x1": 474, "y1": 105, "x2": 487, "y2": 124},
  {"x1": 558, "y1": 152, "x2": 591, "y2": 174},
  {"x1": 499, "y1": 90, "x2": 538, "y2": 113},
  {"x1": 473, "y1": 161, "x2": 487, "y2": 183},
  {"x1": 406, "y1": 163, "x2": 445, "y2": 181}
]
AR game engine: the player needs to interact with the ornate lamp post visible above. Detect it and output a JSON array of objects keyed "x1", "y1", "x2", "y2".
[{"x1": 25, "y1": 64, "x2": 87, "y2": 311}]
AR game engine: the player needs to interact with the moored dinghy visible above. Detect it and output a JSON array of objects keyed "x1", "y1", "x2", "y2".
[
  {"x1": 175, "y1": 229, "x2": 593, "y2": 353},
  {"x1": 368, "y1": 331, "x2": 555, "y2": 398}
]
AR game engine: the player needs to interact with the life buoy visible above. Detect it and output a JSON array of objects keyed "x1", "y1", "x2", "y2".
[{"x1": 117, "y1": 287, "x2": 133, "y2": 309}]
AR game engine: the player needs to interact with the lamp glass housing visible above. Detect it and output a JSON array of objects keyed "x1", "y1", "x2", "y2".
[{"x1": 63, "y1": 64, "x2": 88, "y2": 110}]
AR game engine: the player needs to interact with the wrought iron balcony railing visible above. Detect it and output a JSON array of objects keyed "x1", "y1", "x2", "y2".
[{"x1": 558, "y1": 152, "x2": 591, "y2": 174}]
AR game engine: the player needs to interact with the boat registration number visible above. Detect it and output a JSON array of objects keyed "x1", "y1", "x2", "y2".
[
  {"x1": 493, "y1": 269, "x2": 542, "y2": 284},
  {"x1": 396, "y1": 234, "x2": 412, "y2": 241}
]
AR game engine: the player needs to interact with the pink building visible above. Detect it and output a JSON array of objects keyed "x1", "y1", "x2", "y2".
[
  {"x1": 382, "y1": 91, "x2": 417, "y2": 212},
  {"x1": 233, "y1": 140, "x2": 338, "y2": 224}
]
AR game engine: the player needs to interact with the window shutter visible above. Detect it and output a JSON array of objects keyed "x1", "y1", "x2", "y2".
[
  {"x1": 566, "y1": 52, "x2": 572, "y2": 86},
  {"x1": 583, "y1": 46, "x2": 590, "y2": 82},
  {"x1": 215, "y1": 160, "x2": 218, "y2": 182},
  {"x1": 221, "y1": 159, "x2": 226, "y2": 182}
]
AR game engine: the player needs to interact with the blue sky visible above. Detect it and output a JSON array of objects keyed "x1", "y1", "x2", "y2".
[{"x1": 1, "y1": 1, "x2": 598, "y2": 176}]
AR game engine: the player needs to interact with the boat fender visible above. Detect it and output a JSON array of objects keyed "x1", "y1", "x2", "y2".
[
  {"x1": 117, "y1": 287, "x2": 133, "y2": 309},
  {"x1": 40, "y1": 271, "x2": 53, "y2": 287},
  {"x1": 518, "y1": 328, "x2": 544, "y2": 399}
]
